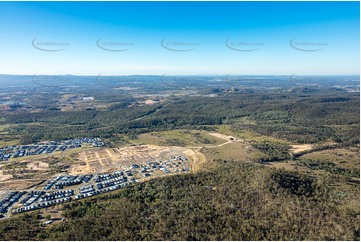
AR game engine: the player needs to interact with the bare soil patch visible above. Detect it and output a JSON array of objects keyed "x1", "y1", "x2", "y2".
[{"x1": 290, "y1": 144, "x2": 313, "y2": 153}]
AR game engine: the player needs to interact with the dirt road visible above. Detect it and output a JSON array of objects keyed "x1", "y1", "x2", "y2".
[{"x1": 184, "y1": 132, "x2": 242, "y2": 172}]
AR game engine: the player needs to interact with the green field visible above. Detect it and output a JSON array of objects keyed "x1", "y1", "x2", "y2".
[
  {"x1": 201, "y1": 142, "x2": 263, "y2": 166},
  {"x1": 128, "y1": 129, "x2": 226, "y2": 147}
]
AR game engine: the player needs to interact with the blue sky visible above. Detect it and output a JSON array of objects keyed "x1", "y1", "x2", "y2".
[{"x1": 0, "y1": 1, "x2": 359, "y2": 75}]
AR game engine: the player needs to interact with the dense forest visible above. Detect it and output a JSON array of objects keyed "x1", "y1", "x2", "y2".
[{"x1": 0, "y1": 161, "x2": 358, "y2": 240}]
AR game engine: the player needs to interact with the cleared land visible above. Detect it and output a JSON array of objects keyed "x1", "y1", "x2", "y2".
[
  {"x1": 0, "y1": 130, "x2": 248, "y2": 191},
  {"x1": 70, "y1": 145, "x2": 192, "y2": 175},
  {"x1": 128, "y1": 130, "x2": 226, "y2": 147},
  {"x1": 290, "y1": 144, "x2": 313, "y2": 153},
  {"x1": 202, "y1": 142, "x2": 261, "y2": 164}
]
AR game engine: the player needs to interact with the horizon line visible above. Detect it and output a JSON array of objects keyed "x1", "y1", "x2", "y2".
[{"x1": 0, "y1": 73, "x2": 359, "y2": 77}]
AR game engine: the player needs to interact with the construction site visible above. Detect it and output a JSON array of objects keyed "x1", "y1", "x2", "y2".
[
  {"x1": 0, "y1": 144, "x2": 192, "y2": 219},
  {"x1": 70, "y1": 144, "x2": 192, "y2": 175}
]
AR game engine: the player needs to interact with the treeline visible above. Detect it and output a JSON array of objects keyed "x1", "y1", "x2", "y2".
[
  {"x1": 0, "y1": 161, "x2": 358, "y2": 240},
  {"x1": 252, "y1": 141, "x2": 291, "y2": 162}
]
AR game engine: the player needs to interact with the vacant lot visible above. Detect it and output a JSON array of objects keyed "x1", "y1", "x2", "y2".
[
  {"x1": 128, "y1": 130, "x2": 225, "y2": 147},
  {"x1": 201, "y1": 141, "x2": 262, "y2": 167}
]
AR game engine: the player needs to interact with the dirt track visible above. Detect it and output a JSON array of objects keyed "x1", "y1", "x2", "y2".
[
  {"x1": 183, "y1": 132, "x2": 241, "y2": 171},
  {"x1": 183, "y1": 148, "x2": 206, "y2": 172}
]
